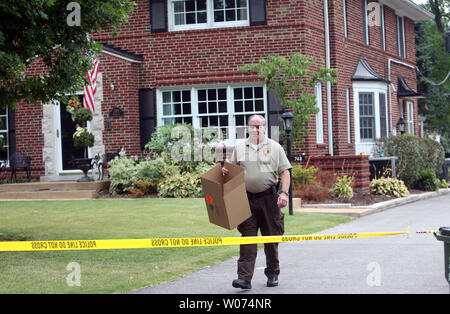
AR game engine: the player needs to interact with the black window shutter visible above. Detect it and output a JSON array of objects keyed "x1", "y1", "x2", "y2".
[
  {"x1": 7, "y1": 107, "x2": 16, "y2": 160},
  {"x1": 150, "y1": 0, "x2": 167, "y2": 33},
  {"x1": 267, "y1": 90, "x2": 283, "y2": 143},
  {"x1": 249, "y1": 0, "x2": 267, "y2": 26},
  {"x1": 139, "y1": 88, "x2": 156, "y2": 149}
]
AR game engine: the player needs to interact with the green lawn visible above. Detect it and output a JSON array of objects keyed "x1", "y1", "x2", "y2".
[{"x1": 0, "y1": 199, "x2": 352, "y2": 293}]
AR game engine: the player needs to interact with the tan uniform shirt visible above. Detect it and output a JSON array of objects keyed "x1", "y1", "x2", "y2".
[{"x1": 230, "y1": 137, "x2": 292, "y2": 193}]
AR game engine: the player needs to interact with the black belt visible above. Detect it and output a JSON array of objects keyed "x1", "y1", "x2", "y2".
[{"x1": 247, "y1": 186, "x2": 277, "y2": 199}]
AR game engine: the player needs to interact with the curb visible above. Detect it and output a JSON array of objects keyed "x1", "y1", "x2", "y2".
[{"x1": 295, "y1": 188, "x2": 450, "y2": 217}]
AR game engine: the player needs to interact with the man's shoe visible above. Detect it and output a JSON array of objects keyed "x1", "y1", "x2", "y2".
[
  {"x1": 267, "y1": 277, "x2": 279, "y2": 287},
  {"x1": 232, "y1": 278, "x2": 252, "y2": 289}
]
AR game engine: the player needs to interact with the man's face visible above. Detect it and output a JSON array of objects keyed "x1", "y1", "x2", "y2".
[{"x1": 247, "y1": 117, "x2": 266, "y2": 143}]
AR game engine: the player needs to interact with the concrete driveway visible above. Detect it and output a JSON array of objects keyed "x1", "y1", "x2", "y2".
[{"x1": 129, "y1": 193, "x2": 450, "y2": 294}]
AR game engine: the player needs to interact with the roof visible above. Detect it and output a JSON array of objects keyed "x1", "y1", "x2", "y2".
[
  {"x1": 351, "y1": 59, "x2": 390, "y2": 83},
  {"x1": 101, "y1": 43, "x2": 143, "y2": 63},
  {"x1": 382, "y1": 0, "x2": 434, "y2": 21},
  {"x1": 397, "y1": 76, "x2": 423, "y2": 98}
]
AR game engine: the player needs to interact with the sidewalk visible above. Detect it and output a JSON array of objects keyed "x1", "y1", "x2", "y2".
[{"x1": 295, "y1": 188, "x2": 450, "y2": 217}]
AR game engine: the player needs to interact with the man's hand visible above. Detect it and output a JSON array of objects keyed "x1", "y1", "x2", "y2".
[
  {"x1": 277, "y1": 192, "x2": 288, "y2": 208},
  {"x1": 222, "y1": 167, "x2": 229, "y2": 175}
]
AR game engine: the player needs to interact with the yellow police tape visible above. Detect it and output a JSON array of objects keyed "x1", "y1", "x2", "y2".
[{"x1": 0, "y1": 226, "x2": 411, "y2": 252}]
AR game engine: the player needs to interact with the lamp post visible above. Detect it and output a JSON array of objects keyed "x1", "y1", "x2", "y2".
[
  {"x1": 397, "y1": 117, "x2": 406, "y2": 135},
  {"x1": 281, "y1": 110, "x2": 294, "y2": 216}
]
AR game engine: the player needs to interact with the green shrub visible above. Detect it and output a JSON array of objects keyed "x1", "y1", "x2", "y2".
[
  {"x1": 439, "y1": 179, "x2": 448, "y2": 189},
  {"x1": 73, "y1": 126, "x2": 94, "y2": 148},
  {"x1": 370, "y1": 177, "x2": 409, "y2": 198},
  {"x1": 107, "y1": 157, "x2": 139, "y2": 194},
  {"x1": 331, "y1": 175, "x2": 354, "y2": 199},
  {"x1": 292, "y1": 164, "x2": 318, "y2": 185},
  {"x1": 375, "y1": 135, "x2": 445, "y2": 187},
  {"x1": 415, "y1": 168, "x2": 439, "y2": 191},
  {"x1": 157, "y1": 172, "x2": 203, "y2": 198},
  {"x1": 72, "y1": 107, "x2": 93, "y2": 124}
]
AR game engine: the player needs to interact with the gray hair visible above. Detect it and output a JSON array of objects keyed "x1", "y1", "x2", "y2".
[{"x1": 247, "y1": 114, "x2": 266, "y2": 126}]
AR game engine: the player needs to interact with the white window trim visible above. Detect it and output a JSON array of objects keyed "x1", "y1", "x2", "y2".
[
  {"x1": 380, "y1": 4, "x2": 386, "y2": 51},
  {"x1": 0, "y1": 107, "x2": 9, "y2": 165},
  {"x1": 406, "y1": 101, "x2": 414, "y2": 135},
  {"x1": 315, "y1": 83, "x2": 324, "y2": 144},
  {"x1": 363, "y1": 0, "x2": 369, "y2": 45},
  {"x1": 343, "y1": 0, "x2": 348, "y2": 38},
  {"x1": 156, "y1": 83, "x2": 267, "y2": 146},
  {"x1": 396, "y1": 15, "x2": 406, "y2": 58},
  {"x1": 168, "y1": 0, "x2": 249, "y2": 32},
  {"x1": 346, "y1": 88, "x2": 351, "y2": 144},
  {"x1": 352, "y1": 81, "x2": 388, "y2": 155}
]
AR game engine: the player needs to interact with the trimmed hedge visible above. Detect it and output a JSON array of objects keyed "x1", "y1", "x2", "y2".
[{"x1": 375, "y1": 135, "x2": 444, "y2": 188}]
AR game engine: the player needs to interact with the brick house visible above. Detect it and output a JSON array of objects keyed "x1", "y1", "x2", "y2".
[{"x1": 1, "y1": 0, "x2": 433, "y2": 185}]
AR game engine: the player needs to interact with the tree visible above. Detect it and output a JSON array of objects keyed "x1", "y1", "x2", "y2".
[
  {"x1": 0, "y1": 0, "x2": 136, "y2": 109},
  {"x1": 238, "y1": 53, "x2": 338, "y2": 143},
  {"x1": 415, "y1": 0, "x2": 450, "y2": 154}
]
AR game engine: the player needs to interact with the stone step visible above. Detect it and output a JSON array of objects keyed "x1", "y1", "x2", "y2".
[
  {"x1": 0, "y1": 181, "x2": 109, "y2": 193},
  {"x1": 0, "y1": 190, "x2": 99, "y2": 200}
]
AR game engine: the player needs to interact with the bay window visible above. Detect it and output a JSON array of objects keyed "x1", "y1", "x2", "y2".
[{"x1": 158, "y1": 85, "x2": 266, "y2": 144}]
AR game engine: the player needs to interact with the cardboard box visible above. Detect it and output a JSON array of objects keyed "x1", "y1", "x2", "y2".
[{"x1": 200, "y1": 162, "x2": 251, "y2": 230}]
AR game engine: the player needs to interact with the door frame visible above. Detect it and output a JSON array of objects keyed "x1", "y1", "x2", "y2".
[{"x1": 54, "y1": 92, "x2": 92, "y2": 174}]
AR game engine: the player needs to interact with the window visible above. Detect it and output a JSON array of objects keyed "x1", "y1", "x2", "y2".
[
  {"x1": 406, "y1": 101, "x2": 414, "y2": 135},
  {"x1": 315, "y1": 83, "x2": 324, "y2": 144},
  {"x1": 380, "y1": 4, "x2": 385, "y2": 51},
  {"x1": 346, "y1": 88, "x2": 351, "y2": 143},
  {"x1": 379, "y1": 93, "x2": 387, "y2": 138},
  {"x1": 397, "y1": 15, "x2": 406, "y2": 58},
  {"x1": 359, "y1": 92, "x2": 375, "y2": 141},
  {"x1": 158, "y1": 85, "x2": 266, "y2": 144},
  {"x1": 161, "y1": 90, "x2": 193, "y2": 125},
  {"x1": 362, "y1": 0, "x2": 369, "y2": 45},
  {"x1": 343, "y1": 0, "x2": 348, "y2": 37},
  {"x1": 169, "y1": 0, "x2": 249, "y2": 31},
  {"x1": 0, "y1": 108, "x2": 9, "y2": 164},
  {"x1": 353, "y1": 82, "x2": 388, "y2": 155}
]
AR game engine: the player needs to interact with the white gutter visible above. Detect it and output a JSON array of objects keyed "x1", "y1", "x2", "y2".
[
  {"x1": 387, "y1": 58, "x2": 417, "y2": 133},
  {"x1": 324, "y1": 0, "x2": 333, "y2": 156}
]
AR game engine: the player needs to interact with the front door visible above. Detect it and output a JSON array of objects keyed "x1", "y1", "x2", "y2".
[{"x1": 57, "y1": 97, "x2": 85, "y2": 171}]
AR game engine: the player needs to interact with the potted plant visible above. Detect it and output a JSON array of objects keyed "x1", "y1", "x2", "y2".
[{"x1": 66, "y1": 96, "x2": 95, "y2": 182}]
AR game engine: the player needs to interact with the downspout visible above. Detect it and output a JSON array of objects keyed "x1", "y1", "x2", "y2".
[
  {"x1": 324, "y1": 0, "x2": 333, "y2": 155},
  {"x1": 387, "y1": 58, "x2": 416, "y2": 134}
]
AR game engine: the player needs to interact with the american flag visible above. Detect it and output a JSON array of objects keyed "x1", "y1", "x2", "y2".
[{"x1": 83, "y1": 51, "x2": 99, "y2": 112}]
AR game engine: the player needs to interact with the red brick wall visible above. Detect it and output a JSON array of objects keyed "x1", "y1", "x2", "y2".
[
  {"x1": 303, "y1": 154, "x2": 371, "y2": 192},
  {"x1": 13, "y1": 0, "x2": 422, "y2": 179}
]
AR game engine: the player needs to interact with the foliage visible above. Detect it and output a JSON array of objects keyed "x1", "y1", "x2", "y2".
[
  {"x1": 415, "y1": 2, "x2": 450, "y2": 155},
  {"x1": 144, "y1": 124, "x2": 217, "y2": 173},
  {"x1": 375, "y1": 134, "x2": 445, "y2": 187},
  {"x1": 439, "y1": 179, "x2": 448, "y2": 188},
  {"x1": 415, "y1": 168, "x2": 440, "y2": 191},
  {"x1": 72, "y1": 126, "x2": 94, "y2": 148},
  {"x1": 292, "y1": 164, "x2": 318, "y2": 185},
  {"x1": 0, "y1": 134, "x2": 4, "y2": 149},
  {"x1": 129, "y1": 179, "x2": 158, "y2": 197},
  {"x1": 107, "y1": 156, "x2": 138, "y2": 194},
  {"x1": 331, "y1": 175, "x2": 354, "y2": 199},
  {"x1": 370, "y1": 177, "x2": 409, "y2": 198},
  {"x1": 72, "y1": 107, "x2": 93, "y2": 125},
  {"x1": 0, "y1": 0, "x2": 136, "y2": 109},
  {"x1": 293, "y1": 182, "x2": 330, "y2": 203},
  {"x1": 157, "y1": 172, "x2": 203, "y2": 198},
  {"x1": 238, "y1": 53, "x2": 338, "y2": 143}
]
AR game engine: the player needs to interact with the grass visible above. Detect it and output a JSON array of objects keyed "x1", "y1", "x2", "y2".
[{"x1": 0, "y1": 199, "x2": 352, "y2": 293}]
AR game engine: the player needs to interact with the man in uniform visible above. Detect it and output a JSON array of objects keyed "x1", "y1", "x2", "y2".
[{"x1": 222, "y1": 114, "x2": 292, "y2": 289}]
